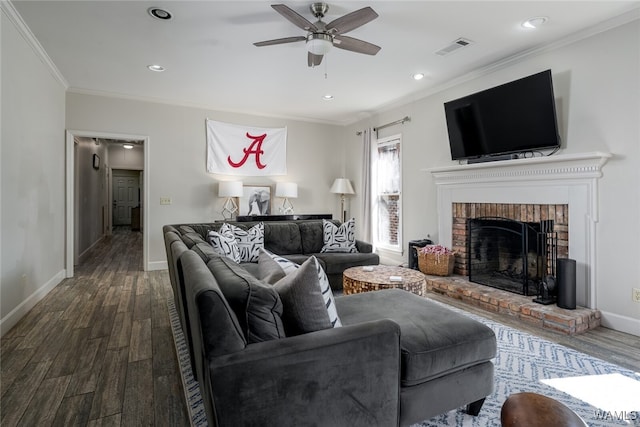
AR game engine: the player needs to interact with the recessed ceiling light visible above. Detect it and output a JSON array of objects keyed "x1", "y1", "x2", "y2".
[
  {"x1": 322, "y1": 94, "x2": 334, "y2": 101},
  {"x1": 148, "y1": 7, "x2": 172, "y2": 21},
  {"x1": 522, "y1": 17, "x2": 548, "y2": 29},
  {"x1": 147, "y1": 64, "x2": 165, "y2": 72},
  {"x1": 123, "y1": 144, "x2": 134, "y2": 150},
  {"x1": 412, "y1": 73, "x2": 425, "y2": 81}
]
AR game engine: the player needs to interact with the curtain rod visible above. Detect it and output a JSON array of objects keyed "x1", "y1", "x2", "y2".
[{"x1": 356, "y1": 116, "x2": 411, "y2": 135}]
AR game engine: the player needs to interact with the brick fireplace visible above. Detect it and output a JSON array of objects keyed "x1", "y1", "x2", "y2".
[
  {"x1": 451, "y1": 202, "x2": 569, "y2": 277},
  {"x1": 428, "y1": 152, "x2": 611, "y2": 309}
]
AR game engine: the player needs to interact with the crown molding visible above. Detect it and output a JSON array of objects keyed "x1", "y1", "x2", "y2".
[{"x1": 2, "y1": 1, "x2": 68, "y2": 88}]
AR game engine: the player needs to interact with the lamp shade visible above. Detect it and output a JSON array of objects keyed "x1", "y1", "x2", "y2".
[
  {"x1": 218, "y1": 181, "x2": 243, "y2": 197},
  {"x1": 306, "y1": 34, "x2": 332, "y2": 55},
  {"x1": 330, "y1": 178, "x2": 355, "y2": 195},
  {"x1": 275, "y1": 182, "x2": 298, "y2": 198}
]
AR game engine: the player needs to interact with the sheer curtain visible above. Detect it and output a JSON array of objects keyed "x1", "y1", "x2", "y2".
[{"x1": 360, "y1": 128, "x2": 374, "y2": 243}]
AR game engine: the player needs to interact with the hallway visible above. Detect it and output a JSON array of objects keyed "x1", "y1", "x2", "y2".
[{"x1": 0, "y1": 227, "x2": 189, "y2": 426}]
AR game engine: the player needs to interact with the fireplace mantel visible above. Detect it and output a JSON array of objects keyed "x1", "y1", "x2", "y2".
[
  {"x1": 428, "y1": 151, "x2": 612, "y2": 183},
  {"x1": 426, "y1": 151, "x2": 612, "y2": 309}
]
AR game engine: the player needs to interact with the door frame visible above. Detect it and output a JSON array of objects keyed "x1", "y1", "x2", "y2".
[{"x1": 65, "y1": 130, "x2": 150, "y2": 277}]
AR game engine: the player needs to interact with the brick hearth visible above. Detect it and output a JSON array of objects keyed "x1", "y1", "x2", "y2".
[{"x1": 426, "y1": 274, "x2": 601, "y2": 335}]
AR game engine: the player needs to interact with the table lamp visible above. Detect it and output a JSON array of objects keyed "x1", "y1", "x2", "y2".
[
  {"x1": 275, "y1": 182, "x2": 298, "y2": 215},
  {"x1": 218, "y1": 181, "x2": 243, "y2": 219}
]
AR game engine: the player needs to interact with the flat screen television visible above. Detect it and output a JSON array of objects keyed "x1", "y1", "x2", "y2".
[{"x1": 444, "y1": 69, "x2": 561, "y2": 161}]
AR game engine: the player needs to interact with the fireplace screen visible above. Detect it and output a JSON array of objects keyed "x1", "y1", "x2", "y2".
[{"x1": 467, "y1": 217, "x2": 557, "y2": 296}]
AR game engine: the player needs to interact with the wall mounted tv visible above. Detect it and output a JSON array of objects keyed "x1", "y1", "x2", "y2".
[{"x1": 444, "y1": 69, "x2": 561, "y2": 161}]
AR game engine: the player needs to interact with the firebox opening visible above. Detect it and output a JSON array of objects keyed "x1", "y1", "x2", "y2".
[{"x1": 468, "y1": 217, "x2": 557, "y2": 296}]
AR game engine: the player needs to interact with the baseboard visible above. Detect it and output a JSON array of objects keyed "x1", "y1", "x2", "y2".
[
  {"x1": 0, "y1": 269, "x2": 66, "y2": 337},
  {"x1": 600, "y1": 311, "x2": 640, "y2": 337},
  {"x1": 147, "y1": 260, "x2": 168, "y2": 271},
  {"x1": 77, "y1": 235, "x2": 104, "y2": 264}
]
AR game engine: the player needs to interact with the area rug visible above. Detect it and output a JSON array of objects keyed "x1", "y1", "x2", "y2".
[{"x1": 168, "y1": 297, "x2": 640, "y2": 427}]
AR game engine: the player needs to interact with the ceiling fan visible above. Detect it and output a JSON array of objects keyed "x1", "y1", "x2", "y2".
[{"x1": 253, "y1": 3, "x2": 381, "y2": 67}]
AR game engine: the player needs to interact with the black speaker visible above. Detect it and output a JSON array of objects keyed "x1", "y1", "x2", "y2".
[
  {"x1": 408, "y1": 239, "x2": 433, "y2": 270},
  {"x1": 557, "y1": 258, "x2": 577, "y2": 309}
]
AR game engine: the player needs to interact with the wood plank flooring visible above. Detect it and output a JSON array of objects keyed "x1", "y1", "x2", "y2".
[
  {"x1": 0, "y1": 227, "x2": 189, "y2": 426},
  {"x1": 2, "y1": 227, "x2": 639, "y2": 426}
]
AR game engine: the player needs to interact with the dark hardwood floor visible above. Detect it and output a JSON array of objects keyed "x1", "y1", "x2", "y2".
[
  {"x1": 2, "y1": 228, "x2": 639, "y2": 426},
  {"x1": 0, "y1": 227, "x2": 189, "y2": 426}
]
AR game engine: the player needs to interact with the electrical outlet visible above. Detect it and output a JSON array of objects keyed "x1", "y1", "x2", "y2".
[
  {"x1": 160, "y1": 197, "x2": 172, "y2": 205},
  {"x1": 633, "y1": 288, "x2": 640, "y2": 303}
]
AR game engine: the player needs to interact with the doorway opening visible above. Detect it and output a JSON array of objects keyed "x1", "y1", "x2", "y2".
[{"x1": 66, "y1": 130, "x2": 149, "y2": 277}]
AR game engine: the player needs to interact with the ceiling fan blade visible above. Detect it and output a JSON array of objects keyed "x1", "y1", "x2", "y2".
[
  {"x1": 271, "y1": 4, "x2": 318, "y2": 32},
  {"x1": 333, "y1": 35, "x2": 381, "y2": 55},
  {"x1": 254, "y1": 36, "x2": 306, "y2": 47},
  {"x1": 326, "y1": 7, "x2": 378, "y2": 34},
  {"x1": 308, "y1": 52, "x2": 324, "y2": 67}
]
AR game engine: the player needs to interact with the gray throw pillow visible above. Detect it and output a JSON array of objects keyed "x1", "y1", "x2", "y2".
[
  {"x1": 272, "y1": 256, "x2": 334, "y2": 336},
  {"x1": 206, "y1": 255, "x2": 285, "y2": 343},
  {"x1": 258, "y1": 249, "x2": 342, "y2": 329}
]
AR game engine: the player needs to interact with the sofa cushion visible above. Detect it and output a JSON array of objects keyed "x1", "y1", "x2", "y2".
[
  {"x1": 258, "y1": 249, "x2": 341, "y2": 328},
  {"x1": 224, "y1": 222, "x2": 264, "y2": 262},
  {"x1": 271, "y1": 256, "x2": 334, "y2": 335},
  {"x1": 321, "y1": 219, "x2": 358, "y2": 253},
  {"x1": 191, "y1": 242, "x2": 220, "y2": 263},
  {"x1": 263, "y1": 222, "x2": 303, "y2": 255},
  {"x1": 335, "y1": 289, "x2": 497, "y2": 386},
  {"x1": 314, "y1": 252, "x2": 379, "y2": 275},
  {"x1": 298, "y1": 220, "x2": 327, "y2": 254},
  {"x1": 207, "y1": 228, "x2": 240, "y2": 263},
  {"x1": 206, "y1": 255, "x2": 285, "y2": 343},
  {"x1": 181, "y1": 232, "x2": 208, "y2": 248}
]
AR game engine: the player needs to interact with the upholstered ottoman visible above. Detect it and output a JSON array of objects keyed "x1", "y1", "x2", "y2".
[{"x1": 336, "y1": 289, "x2": 497, "y2": 426}]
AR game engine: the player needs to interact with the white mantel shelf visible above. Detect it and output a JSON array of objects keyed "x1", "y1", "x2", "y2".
[
  {"x1": 426, "y1": 151, "x2": 613, "y2": 310},
  {"x1": 425, "y1": 151, "x2": 612, "y2": 184}
]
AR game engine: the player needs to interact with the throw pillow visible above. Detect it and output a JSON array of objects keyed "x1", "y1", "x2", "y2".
[
  {"x1": 225, "y1": 222, "x2": 264, "y2": 263},
  {"x1": 272, "y1": 257, "x2": 333, "y2": 336},
  {"x1": 258, "y1": 249, "x2": 342, "y2": 329},
  {"x1": 207, "y1": 227, "x2": 240, "y2": 263},
  {"x1": 206, "y1": 255, "x2": 285, "y2": 343},
  {"x1": 321, "y1": 218, "x2": 358, "y2": 253}
]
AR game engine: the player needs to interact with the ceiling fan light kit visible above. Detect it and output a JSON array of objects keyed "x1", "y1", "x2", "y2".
[
  {"x1": 254, "y1": 2, "x2": 380, "y2": 67},
  {"x1": 307, "y1": 33, "x2": 333, "y2": 55}
]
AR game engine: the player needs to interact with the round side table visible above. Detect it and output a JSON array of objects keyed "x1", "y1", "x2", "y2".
[{"x1": 342, "y1": 265, "x2": 427, "y2": 296}]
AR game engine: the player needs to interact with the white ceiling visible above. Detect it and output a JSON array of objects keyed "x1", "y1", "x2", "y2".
[{"x1": 10, "y1": 1, "x2": 640, "y2": 125}]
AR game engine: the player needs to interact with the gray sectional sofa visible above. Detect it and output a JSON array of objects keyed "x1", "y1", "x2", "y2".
[
  {"x1": 163, "y1": 220, "x2": 497, "y2": 427},
  {"x1": 164, "y1": 219, "x2": 379, "y2": 290}
]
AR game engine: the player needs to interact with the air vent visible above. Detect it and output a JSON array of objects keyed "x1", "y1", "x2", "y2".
[{"x1": 435, "y1": 38, "x2": 474, "y2": 56}]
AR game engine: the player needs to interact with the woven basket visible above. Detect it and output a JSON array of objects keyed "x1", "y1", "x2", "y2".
[{"x1": 416, "y1": 250, "x2": 455, "y2": 276}]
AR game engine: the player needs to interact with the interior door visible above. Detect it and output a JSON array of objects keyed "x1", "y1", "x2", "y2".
[{"x1": 113, "y1": 175, "x2": 139, "y2": 226}]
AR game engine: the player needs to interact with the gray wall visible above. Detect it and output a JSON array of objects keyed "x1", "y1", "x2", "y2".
[
  {"x1": 1, "y1": 6, "x2": 67, "y2": 334},
  {"x1": 344, "y1": 19, "x2": 640, "y2": 335},
  {"x1": 65, "y1": 93, "x2": 344, "y2": 270}
]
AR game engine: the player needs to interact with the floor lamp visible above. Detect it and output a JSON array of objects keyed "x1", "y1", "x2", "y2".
[
  {"x1": 275, "y1": 182, "x2": 297, "y2": 215},
  {"x1": 330, "y1": 178, "x2": 355, "y2": 223},
  {"x1": 219, "y1": 181, "x2": 243, "y2": 219}
]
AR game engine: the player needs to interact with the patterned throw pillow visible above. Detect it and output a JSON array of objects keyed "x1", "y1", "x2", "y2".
[
  {"x1": 258, "y1": 249, "x2": 342, "y2": 328},
  {"x1": 225, "y1": 223, "x2": 264, "y2": 263},
  {"x1": 207, "y1": 227, "x2": 240, "y2": 263},
  {"x1": 320, "y1": 218, "x2": 358, "y2": 253}
]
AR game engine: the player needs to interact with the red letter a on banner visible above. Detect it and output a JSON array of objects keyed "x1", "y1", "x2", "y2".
[{"x1": 228, "y1": 133, "x2": 267, "y2": 169}]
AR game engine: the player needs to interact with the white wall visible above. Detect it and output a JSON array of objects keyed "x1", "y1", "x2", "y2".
[
  {"x1": 1, "y1": 6, "x2": 67, "y2": 334},
  {"x1": 65, "y1": 93, "x2": 344, "y2": 270},
  {"x1": 344, "y1": 19, "x2": 640, "y2": 335}
]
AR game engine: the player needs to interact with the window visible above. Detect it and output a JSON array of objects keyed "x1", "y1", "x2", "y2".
[{"x1": 373, "y1": 135, "x2": 402, "y2": 251}]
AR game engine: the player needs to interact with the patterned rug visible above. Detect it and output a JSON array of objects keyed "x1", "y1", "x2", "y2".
[{"x1": 168, "y1": 297, "x2": 640, "y2": 427}]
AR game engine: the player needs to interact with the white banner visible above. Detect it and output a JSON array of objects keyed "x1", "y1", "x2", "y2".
[{"x1": 206, "y1": 119, "x2": 287, "y2": 176}]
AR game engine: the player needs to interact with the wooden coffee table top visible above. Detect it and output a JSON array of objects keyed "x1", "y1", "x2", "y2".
[{"x1": 342, "y1": 265, "x2": 427, "y2": 296}]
